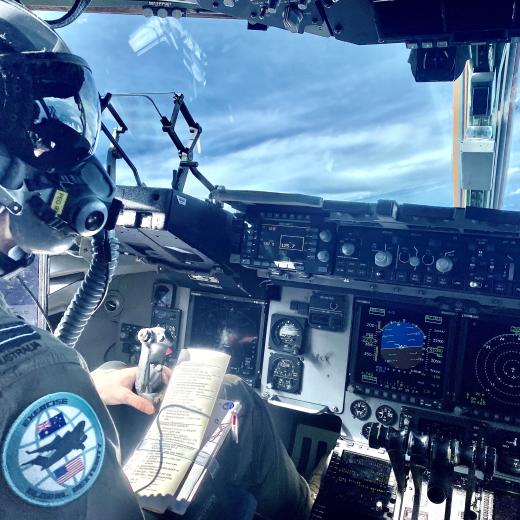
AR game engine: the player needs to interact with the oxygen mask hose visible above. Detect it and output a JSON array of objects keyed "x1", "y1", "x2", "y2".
[{"x1": 54, "y1": 230, "x2": 119, "y2": 348}]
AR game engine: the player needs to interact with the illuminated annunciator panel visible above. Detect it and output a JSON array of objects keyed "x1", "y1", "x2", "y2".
[
  {"x1": 185, "y1": 292, "x2": 267, "y2": 386},
  {"x1": 349, "y1": 300, "x2": 455, "y2": 410},
  {"x1": 457, "y1": 315, "x2": 520, "y2": 426}
]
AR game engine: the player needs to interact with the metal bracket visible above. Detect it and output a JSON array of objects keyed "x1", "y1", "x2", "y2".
[{"x1": 0, "y1": 186, "x2": 22, "y2": 215}]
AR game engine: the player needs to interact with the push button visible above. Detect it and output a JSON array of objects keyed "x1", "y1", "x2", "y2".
[
  {"x1": 424, "y1": 275, "x2": 435, "y2": 286},
  {"x1": 395, "y1": 271, "x2": 408, "y2": 282},
  {"x1": 410, "y1": 273, "x2": 422, "y2": 284}
]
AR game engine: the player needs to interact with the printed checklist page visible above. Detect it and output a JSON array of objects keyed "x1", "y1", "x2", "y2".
[{"x1": 123, "y1": 348, "x2": 230, "y2": 497}]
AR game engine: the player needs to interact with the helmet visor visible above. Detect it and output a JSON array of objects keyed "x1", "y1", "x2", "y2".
[{"x1": 0, "y1": 52, "x2": 100, "y2": 170}]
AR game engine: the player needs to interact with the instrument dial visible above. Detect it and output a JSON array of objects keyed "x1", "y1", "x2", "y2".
[
  {"x1": 350, "y1": 399, "x2": 371, "y2": 420},
  {"x1": 270, "y1": 315, "x2": 306, "y2": 354},
  {"x1": 268, "y1": 355, "x2": 303, "y2": 394},
  {"x1": 375, "y1": 405, "x2": 397, "y2": 426}
]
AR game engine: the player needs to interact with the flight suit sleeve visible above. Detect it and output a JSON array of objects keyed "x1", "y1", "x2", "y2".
[{"x1": 0, "y1": 323, "x2": 144, "y2": 520}]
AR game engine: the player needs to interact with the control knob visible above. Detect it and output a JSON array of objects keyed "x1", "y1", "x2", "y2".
[
  {"x1": 435, "y1": 257, "x2": 453, "y2": 274},
  {"x1": 409, "y1": 256, "x2": 421, "y2": 268},
  {"x1": 374, "y1": 250, "x2": 393, "y2": 268},
  {"x1": 317, "y1": 250, "x2": 330, "y2": 263},
  {"x1": 341, "y1": 242, "x2": 356, "y2": 256},
  {"x1": 319, "y1": 229, "x2": 333, "y2": 243}
]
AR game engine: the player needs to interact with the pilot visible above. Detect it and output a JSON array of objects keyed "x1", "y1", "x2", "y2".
[{"x1": 0, "y1": 2, "x2": 311, "y2": 519}]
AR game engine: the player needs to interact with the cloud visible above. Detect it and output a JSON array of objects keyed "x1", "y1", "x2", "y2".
[
  {"x1": 59, "y1": 13, "x2": 456, "y2": 208},
  {"x1": 109, "y1": 114, "x2": 451, "y2": 209}
]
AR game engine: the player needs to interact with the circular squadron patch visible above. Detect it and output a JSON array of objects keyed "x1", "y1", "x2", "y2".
[{"x1": 2, "y1": 392, "x2": 105, "y2": 507}]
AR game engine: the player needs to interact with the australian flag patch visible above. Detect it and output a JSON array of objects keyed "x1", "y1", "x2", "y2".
[{"x1": 37, "y1": 412, "x2": 66, "y2": 440}]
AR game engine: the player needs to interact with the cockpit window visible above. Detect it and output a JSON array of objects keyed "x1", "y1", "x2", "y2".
[
  {"x1": 59, "y1": 13, "x2": 463, "y2": 206},
  {"x1": 503, "y1": 116, "x2": 520, "y2": 210}
]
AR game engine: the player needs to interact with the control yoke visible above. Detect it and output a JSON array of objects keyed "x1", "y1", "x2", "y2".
[{"x1": 135, "y1": 327, "x2": 173, "y2": 404}]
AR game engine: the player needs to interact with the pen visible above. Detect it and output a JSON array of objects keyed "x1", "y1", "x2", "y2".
[{"x1": 231, "y1": 411, "x2": 239, "y2": 444}]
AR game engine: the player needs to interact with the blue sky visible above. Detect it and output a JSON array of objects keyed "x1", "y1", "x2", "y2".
[{"x1": 53, "y1": 13, "x2": 519, "y2": 209}]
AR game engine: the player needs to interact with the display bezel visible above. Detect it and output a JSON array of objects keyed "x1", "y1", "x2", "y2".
[
  {"x1": 185, "y1": 291, "x2": 268, "y2": 386},
  {"x1": 455, "y1": 312, "x2": 520, "y2": 425},
  {"x1": 347, "y1": 298, "x2": 457, "y2": 410}
]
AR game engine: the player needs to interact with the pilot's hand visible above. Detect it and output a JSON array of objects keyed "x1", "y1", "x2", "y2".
[{"x1": 91, "y1": 366, "x2": 172, "y2": 415}]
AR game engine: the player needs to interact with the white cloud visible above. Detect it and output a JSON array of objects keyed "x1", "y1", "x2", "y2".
[{"x1": 77, "y1": 13, "x2": 455, "y2": 207}]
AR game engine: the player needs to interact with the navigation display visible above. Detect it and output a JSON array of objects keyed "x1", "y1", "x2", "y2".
[
  {"x1": 351, "y1": 301, "x2": 453, "y2": 406},
  {"x1": 186, "y1": 293, "x2": 266, "y2": 383},
  {"x1": 458, "y1": 316, "x2": 520, "y2": 419}
]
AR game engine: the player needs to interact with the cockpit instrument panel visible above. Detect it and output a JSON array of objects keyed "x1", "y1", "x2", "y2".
[
  {"x1": 457, "y1": 315, "x2": 520, "y2": 424},
  {"x1": 240, "y1": 211, "x2": 335, "y2": 274},
  {"x1": 185, "y1": 293, "x2": 266, "y2": 385},
  {"x1": 350, "y1": 301, "x2": 454, "y2": 409}
]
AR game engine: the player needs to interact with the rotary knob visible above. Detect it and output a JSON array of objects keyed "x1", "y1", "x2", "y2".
[
  {"x1": 319, "y1": 229, "x2": 333, "y2": 243},
  {"x1": 409, "y1": 256, "x2": 421, "y2": 268},
  {"x1": 317, "y1": 250, "x2": 330, "y2": 263},
  {"x1": 374, "y1": 250, "x2": 393, "y2": 268},
  {"x1": 436, "y1": 257, "x2": 454, "y2": 274},
  {"x1": 341, "y1": 242, "x2": 356, "y2": 256}
]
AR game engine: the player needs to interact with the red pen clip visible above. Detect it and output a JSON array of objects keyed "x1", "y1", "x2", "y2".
[{"x1": 231, "y1": 411, "x2": 239, "y2": 444}]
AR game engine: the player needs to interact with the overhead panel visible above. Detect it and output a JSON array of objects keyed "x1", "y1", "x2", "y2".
[{"x1": 26, "y1": 0, "x2": 520, "y2": 46}]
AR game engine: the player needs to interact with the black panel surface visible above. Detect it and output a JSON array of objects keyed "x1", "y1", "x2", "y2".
[{"x1": 185, "y1": 293, "x2": 266, "y2": 385}]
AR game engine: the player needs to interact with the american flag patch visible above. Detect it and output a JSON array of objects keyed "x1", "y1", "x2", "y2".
[
  {"x1": 37, "y1": 412, "x2": 66, "y2": 439},
  {"x1": 53, "y1": 457, "x2": 84, "y2": 484}
]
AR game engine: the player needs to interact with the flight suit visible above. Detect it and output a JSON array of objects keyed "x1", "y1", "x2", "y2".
[
  {"x1": 0, "y1": 292, "x2": 311, "y2": 520},
  {"x1": 219, "y1": 375, "x2": 313, "y2": 520},
  {"x1": 0, "y1": 293, "x2": 144, "y2": 520}
]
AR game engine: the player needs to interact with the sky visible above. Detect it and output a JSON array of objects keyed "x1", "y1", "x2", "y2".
[{"x1": 52, "y1": 12, "x2": 519, "y2": 209}]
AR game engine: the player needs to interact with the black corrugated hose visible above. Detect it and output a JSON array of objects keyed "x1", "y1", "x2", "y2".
[{"x1": 54, "y1": 230, "x2": 119, "y2": 348}]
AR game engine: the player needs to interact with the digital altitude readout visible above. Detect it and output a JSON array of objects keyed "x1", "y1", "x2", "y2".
[
  {"x1": 352, "y1": 302, "x2": 451, "y2": 401},
  {"x1": 459, "y1": 317, "x2": 520, "y2": 417}
]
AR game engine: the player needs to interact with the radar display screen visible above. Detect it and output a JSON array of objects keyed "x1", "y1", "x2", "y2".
[
  {"x1": 458, "y1": 316, "x2": 520, "y2": 419},
  {"x1": 186, "y1": 293, "x2": 266, "y2": 383},
  {"x1": 351, "y1": 301, "x2": 453, "y2": 406}
]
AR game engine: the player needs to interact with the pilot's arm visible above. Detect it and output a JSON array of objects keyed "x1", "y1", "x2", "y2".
[{"x1": 0, "y1": 303, "x2": 144, "y2": 520}]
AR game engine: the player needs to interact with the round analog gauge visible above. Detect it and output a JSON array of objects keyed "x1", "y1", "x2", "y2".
[
  {"x1": 375, "y1": 405, "x2": 397, "y2": 426},
  {"x1": 350, "y1": 399, "x2": 371, "y2": 420},
  {"x1": 361, "y1": 422, "x2": 374, "y2": 439},
  {"x1": 272, "y1": 317, "x2": 304, "y2": 350},
  {"x1": 270, "y1": 357, "x2": 303, "y2": 393}
]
